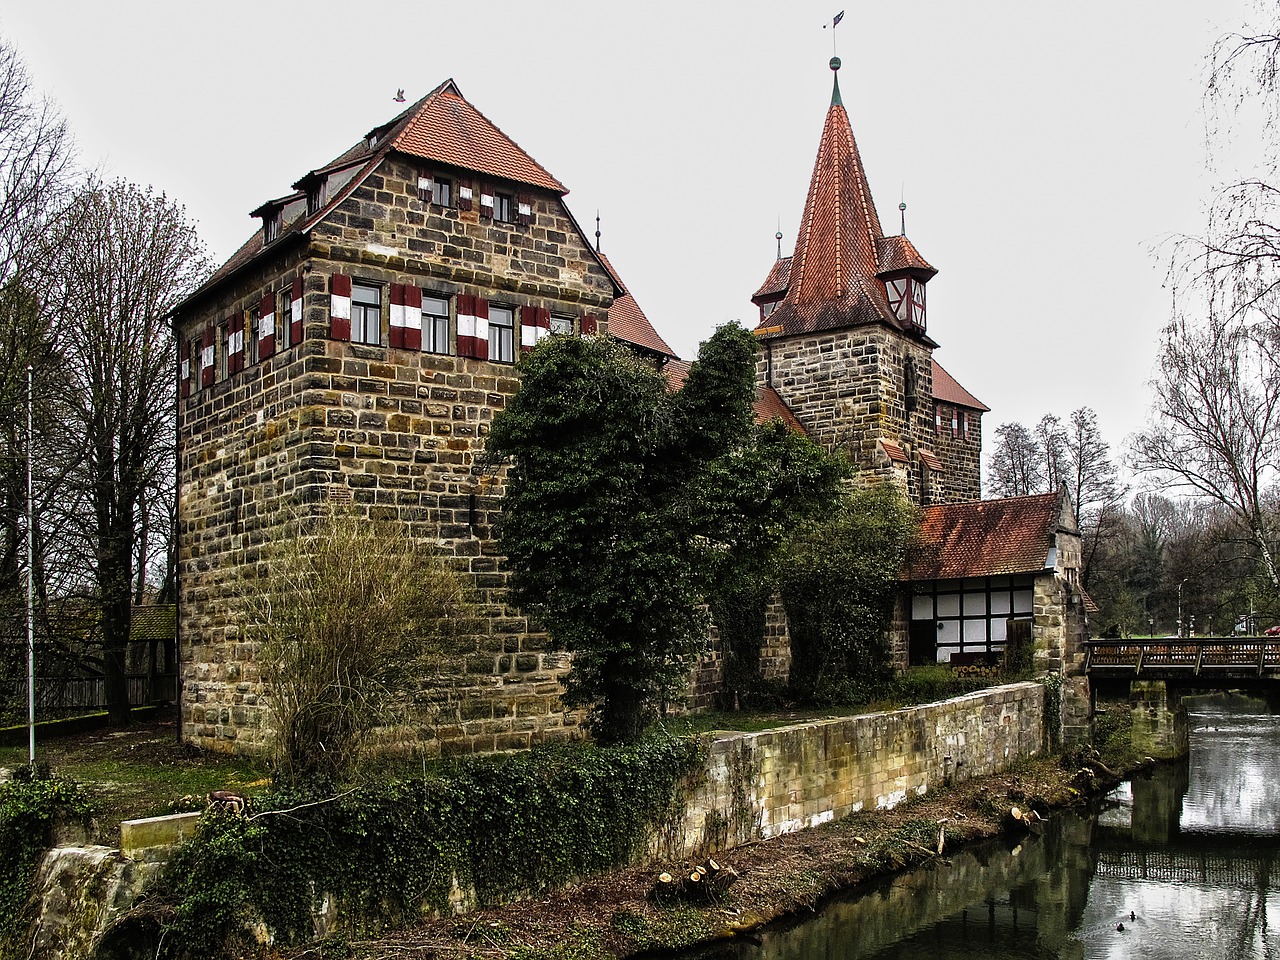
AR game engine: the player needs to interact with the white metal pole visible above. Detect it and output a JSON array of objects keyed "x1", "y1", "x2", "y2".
[{"x1": 27, "y1": 364, "x2": 35, "y2": 764}]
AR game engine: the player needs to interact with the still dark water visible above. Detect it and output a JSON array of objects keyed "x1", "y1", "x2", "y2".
[{"x1": 687, "y1": 694, "x2": 1280, "y2": 960}]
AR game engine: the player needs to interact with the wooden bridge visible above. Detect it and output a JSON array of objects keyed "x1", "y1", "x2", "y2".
[{"x1": 1085, "y1": 637, "x2": 1280, "y2": 683}]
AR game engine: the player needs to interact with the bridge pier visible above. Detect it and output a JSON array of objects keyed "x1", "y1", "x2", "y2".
[{"x1": 1129, "y1": 680, "x2": 1188, "y2": 760}]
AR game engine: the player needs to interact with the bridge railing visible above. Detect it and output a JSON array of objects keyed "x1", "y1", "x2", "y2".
[{"x1": 1085, "y1": 638, "x2": 1280, "y2": 678}]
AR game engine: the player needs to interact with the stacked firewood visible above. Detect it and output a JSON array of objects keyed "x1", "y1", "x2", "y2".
[{"x1": 651, "y1": 858, "x2": 739, "y2": 902}]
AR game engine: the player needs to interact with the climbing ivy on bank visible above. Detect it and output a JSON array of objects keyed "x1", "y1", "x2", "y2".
[
  {"x1": 0, "y1": 766, "x2": 91, "y2": 958},
  {"x1": 142, "y1": 735, "x2": 705, "y2": 958}
]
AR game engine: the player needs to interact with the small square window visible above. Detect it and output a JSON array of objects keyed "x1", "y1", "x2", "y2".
[
  {"x1": 550, "y1": 315, "x2": 573, "y2": 336},
  {"x1": 489, "y1": 305, "x2": 515, "y2": 363},
  {"x1": 352, "y1": 282, "x2": 381, "y2": 345},
  {"x1": 432, "y1": 177, "x2": 452, "y2": 207},
  {"x1": 494, "y1": 193, "x2": 513, "y2": 223},
  {"x1": 423, "y1": 294, "x2": 451, "y2": 354}
]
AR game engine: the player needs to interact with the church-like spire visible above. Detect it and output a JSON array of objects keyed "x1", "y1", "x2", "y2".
[{"x1": 757, "y1": 58, "x2": 935, "y2": 341}]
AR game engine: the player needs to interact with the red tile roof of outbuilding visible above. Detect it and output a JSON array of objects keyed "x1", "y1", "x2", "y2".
[{"x1": 906, "y1": 491, "x2": 1071, "y2": 581}]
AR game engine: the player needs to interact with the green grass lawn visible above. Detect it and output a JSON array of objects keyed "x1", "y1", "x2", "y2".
[{"x1": 0, "y1": 709, "x2": 269, "y2": 843}]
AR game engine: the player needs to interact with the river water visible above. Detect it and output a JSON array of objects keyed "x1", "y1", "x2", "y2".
[{"x1": 687, "y1": 694, "x2": 1280, "y2": 960}]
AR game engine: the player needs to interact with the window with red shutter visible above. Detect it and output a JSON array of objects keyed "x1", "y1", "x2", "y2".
[{"x1": 330, "y1": 273, "x2": 352, "y2": 341}]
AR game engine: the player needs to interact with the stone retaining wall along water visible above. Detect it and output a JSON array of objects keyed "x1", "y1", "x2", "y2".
[{"x1": 664, "y1": 681, "x2": 1045, "y2": 858}]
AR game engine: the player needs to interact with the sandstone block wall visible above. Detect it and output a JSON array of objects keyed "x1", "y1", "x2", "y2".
[
  {"x1": 664, "y1": 681, "x2": 1045, "y2": 858},
  {"x1": 173, "y1": 156, "x2": 615, "y2": 755},
  {"x1": 758, "y1": 327, "x2": 980, "y2": 505}
]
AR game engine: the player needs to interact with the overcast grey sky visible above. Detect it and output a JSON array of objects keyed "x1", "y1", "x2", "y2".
[{"x1": 0, "y1": 0, "x2": 1264, "y2": 459}]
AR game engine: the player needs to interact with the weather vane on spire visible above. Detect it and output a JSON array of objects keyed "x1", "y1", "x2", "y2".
[{"x1": 822, "y1": 10, "x2": 844, "y2": 56}]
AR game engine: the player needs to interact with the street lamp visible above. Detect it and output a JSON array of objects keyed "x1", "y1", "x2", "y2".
[{"x1": 1177, "y1": 579, "x2": 1188, "y2": 639}]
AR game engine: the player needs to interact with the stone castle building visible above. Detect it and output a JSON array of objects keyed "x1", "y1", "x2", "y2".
[
  {"x1": 170, "y1": 80, "x2": 676, "y2": 754},
  {"x1": 171, "y1": 66, "x2": 1087, "y2": 754}
]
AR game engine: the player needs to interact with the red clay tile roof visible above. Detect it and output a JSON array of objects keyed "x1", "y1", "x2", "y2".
[
  {"x1": 918, "y1": 450, "x2": 944, "y2": 471},
  {"x1": 755, "y1": 66, "x2": 936, "y2": 345},
  {"x1": 932, "y1": 359, "x2": 989, "y2": 412},
  {"x1": 176, "y1": 80, "x2": 576, "y2": 315},
  {"x1": 751, "y1": 257, "x2": 792, "y2": 304},
  {"x1": 880, "y1": 439, "x2": 909, "y2": 464},
  {"x1": 754, "y1": 385, "x2": 807, "y2": 434},
  {"x1": 390, "y1": 84, "x2": 566, "y2": 194},
  {"x1": 876, "y1": 235, "x2": 937, "y2": 278},
  {"x1": 906, "y1": 491, "x2": 1070, "y2": 581},
  {"x1": 663, "y1": 358, "x2": 692, "y2": 390},
  {"x1": 595, "y1": 252, "x2": 677, "y2": 359}
]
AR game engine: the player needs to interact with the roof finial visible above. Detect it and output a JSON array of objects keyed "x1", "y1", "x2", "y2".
[
  {"x1": 776, "y1": 227, "x2": 784, "y2": 260},
  {"x1": 595, "y1": 211, "x2": 601, "y2": 252},
  {"x1": 900, "y1": 200, "x2": 907, "y2": 236},
  {"x1": 829, "y1": 56, "x2": 843, "y2": 107}
]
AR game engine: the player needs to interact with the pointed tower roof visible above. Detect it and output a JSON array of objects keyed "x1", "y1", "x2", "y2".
[{"x1": 756, "y1": 59, "x2": 936, "y2": 343}]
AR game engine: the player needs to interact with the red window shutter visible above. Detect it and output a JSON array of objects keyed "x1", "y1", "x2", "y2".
[
  {"x1": 201, "y1": 326, "x2": 215, "y2": 387},
  {"x1": 479, "y1": 185, "x2": 493, "y2": 220},
  {"x1": 580, "y1": 313, "x2": 598, "y2": 336},
  {"x1": 458, "y1": 179, "x2": 473, "y2": 212},
  {"x1": 179, "y1": 354, "x2": 190, "y2": 398},
  {"x1": 403, "y1": 285, "x2": 423, "y2": 351},
  {"x1": 330, "y1": 273, "x2": 352, "y2": 341},
  {"x1": 520, "y1": 305, "x2": 537, "y2": 354},
  {"x1": 536, "y1": 307, "x2": 551, "y2": 330},
  {"x1": 259, "y1": 293, "x2": 276, "y2": 359},
  {"x1": 518, "y1": 192, "x2": 534, "y2": 226},
  {"x1": 291, "y1": 276, "x2": 304, "y2": 344},
  {"x1": 389, "y1": 283, "x2": 405, "y2": 349},
  {"x1": 475, "y1": 297, "x2": 490, "y2": 361}
]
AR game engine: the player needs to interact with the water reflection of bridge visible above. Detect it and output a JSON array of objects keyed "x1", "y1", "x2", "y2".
[{"x1": 1095, "y1": 847, "x2": 1274, "y2": 889}]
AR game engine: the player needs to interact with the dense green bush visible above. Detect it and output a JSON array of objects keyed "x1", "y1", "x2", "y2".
[{"x1": 0, "y1": 766, "x2": 91, "y2": 958}]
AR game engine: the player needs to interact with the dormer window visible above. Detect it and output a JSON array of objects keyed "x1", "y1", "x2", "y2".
[
  {"x1": 307, "y1": 179, "x2": 327, "y2": 216},
  {"x1": 263, "y1": 208, "x2": 283, "y2": 244},
  {"x1": 761, "y1": 298, "x2": 780, "y2": 321},
  {"x1": 885, "y1": 276, "x2": 926, "y2": 331}
]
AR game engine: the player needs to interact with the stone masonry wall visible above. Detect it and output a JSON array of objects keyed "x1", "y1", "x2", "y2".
[
  {"x1": 662, "y1": 681, "x2": 1045, "y2": 858},
  {"x1": 174, "y1": 156, "x2": 615, "y2": 756},
  {"x1": 931, "y1": 403, "x2": 983, "y2": 503},
  {"x1": 758, "y1": 326, "x2": 978, "y2": 506}
]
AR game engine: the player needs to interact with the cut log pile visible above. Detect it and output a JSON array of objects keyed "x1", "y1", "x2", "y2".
[{"x1": 651, "y1": 858, "x2": 739, "y2": 902}]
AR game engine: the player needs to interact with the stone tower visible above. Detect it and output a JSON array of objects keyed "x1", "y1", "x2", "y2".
[{"x1": 751, "y1": 59, "x2": 985, "y2": 505}]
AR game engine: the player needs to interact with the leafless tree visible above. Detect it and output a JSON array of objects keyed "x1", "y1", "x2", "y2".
[
  {"x1": 986, "y1": 422, "x2": 1042, "y2": 497},
  {"x1": 50, "y1": 180, "x2": 207, "y2": 724},
  {"x1": 1061, "y1": 407, "x2": 1126, "y2": 588},
  {"x1": 0, "y1": 39, "x2": 76, "y2": 713},
  {"x1": 1131, "y1": 314, "x2": 1280, "y2": 599},
  {"x1": 242, "y1": 505, "x2": 469, "y2": 786},
  {"x1": 1034, "y1": 414, "x2": 1066, "y2": 495}
]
